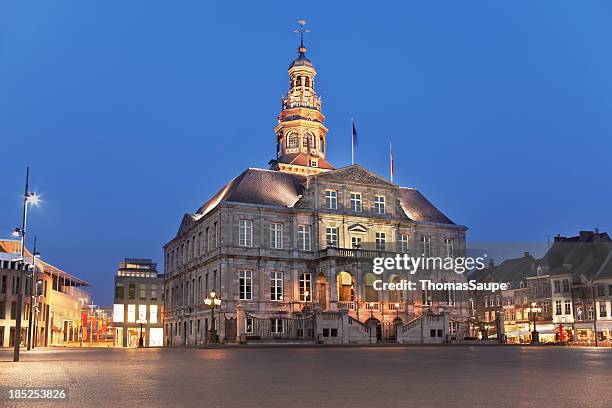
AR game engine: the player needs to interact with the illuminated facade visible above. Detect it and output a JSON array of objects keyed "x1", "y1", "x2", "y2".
[
  {"x1": 164, "y1": 31, "x2": 469, "y2": 345},
  {"x1": 0, "y1": 239, "x2": 90, "y2": 347},
  {"x1": 112, "y1": 259, "x2": 164, "y2": 347}
]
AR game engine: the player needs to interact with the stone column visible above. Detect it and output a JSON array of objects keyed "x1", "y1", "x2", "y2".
[{"x1": 236, "y1": 304, "x2": 246, "y2": 343}]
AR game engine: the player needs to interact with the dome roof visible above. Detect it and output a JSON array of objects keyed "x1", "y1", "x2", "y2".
[{"x1": 289, "y1": 46, "x2": 313, "y2": 69}]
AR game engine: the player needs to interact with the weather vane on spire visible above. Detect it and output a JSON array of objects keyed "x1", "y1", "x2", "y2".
[{"x1": 294, "y1": 19, "x2": 309, "y2": 53}]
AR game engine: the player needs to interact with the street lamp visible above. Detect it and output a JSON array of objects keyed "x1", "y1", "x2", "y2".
[
  {"x1": 26, "y1": 238, "x2": 40, "y2": 350},
  {"x1": 12, "y1": 167, "x2": 40, "y2": 362},
  {"x1": 394, "y1": 302, "x2": 400, "y2": 319},
  {"x1": 136, "y1": 318, "x2": 147, "y2": 347},
  {"x1": 525, "y1": 302, "x2": 542, "y2": 343},
  {"x1": 204, "y1": 291, "x2": 222, "y2": 343}
]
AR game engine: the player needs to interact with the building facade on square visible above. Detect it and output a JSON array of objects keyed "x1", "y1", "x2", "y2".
[
  {"x1": 112, "y1": 258, "x2": 164, "y2": 347},
  {"x1": 163, "y1": 33, "x2": 470, "y2": 345},
  {"x1": 0, "y1": 239, "x2": 90, "y2": 347},
  {"x1": 472, "y1": 230, "x2": 612, "y2": 344}
]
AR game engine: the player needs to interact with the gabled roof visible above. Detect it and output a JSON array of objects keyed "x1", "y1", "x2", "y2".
[
  {"x1": 277, "y1": 153, "x2": 335, "y2": 170},
  {"x1": 316, "y1": 164, "x2": 395, "y2": 187}
]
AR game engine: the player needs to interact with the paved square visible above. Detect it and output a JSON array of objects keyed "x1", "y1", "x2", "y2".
[{"x1": 1, "y1": 346, "x2": 610, "y2": 408}]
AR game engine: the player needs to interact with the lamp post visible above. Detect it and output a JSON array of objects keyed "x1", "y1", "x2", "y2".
[
  {"x1": 12, "y1": 167, "x2": 40, "y2": 362},
  {"x1": 32, "y1": 279, "x2": 43, "y2": 349},
  {"x1": 136, "y1": 318, "x2": 147, "y2": 347},
  {"x1": 204, "y1": 291, "x2": 221, "y2": 343},
  {"x1": 87, "y1": 302, "x2": 97, "y2": 346},
  {"x1": 77, "y1": 298, "x2": 88, "y2": 347},
  {"x1": 525, "y1": 302, "x2": 542, "y2": 343},
  {"x1": 26, "y1": 238, "x2": 40, "y2": 350}
]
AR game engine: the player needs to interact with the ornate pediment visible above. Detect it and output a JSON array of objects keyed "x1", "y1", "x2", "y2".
[
  {"x1": 317, "y1": 165, "x2": 395, "y2": 187},
  {"x1": 348, "y1": 223, "x2": 368, "y2": 233}
]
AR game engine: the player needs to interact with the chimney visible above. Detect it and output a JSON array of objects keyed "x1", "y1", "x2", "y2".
[
  {"x1": 524, "y1": 251, "x2": 530, "y2": 258},
  {"x1": 554, "y1": 234, "x2": 564, "y2": 243}
]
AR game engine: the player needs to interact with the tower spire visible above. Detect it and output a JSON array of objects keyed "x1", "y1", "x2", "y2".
[{"x1": 294, "y1": 19, "x2": 309, "y2": 55}]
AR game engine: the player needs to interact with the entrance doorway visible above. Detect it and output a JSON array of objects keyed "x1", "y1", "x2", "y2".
[{"x1": 317, "y1": 273, "x2": 328, "y2": 309}]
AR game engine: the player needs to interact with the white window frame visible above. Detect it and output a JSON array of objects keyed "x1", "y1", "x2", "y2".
[
  {"x1": 422, "y1": 288, "x2": 431, "y2": 306},
  {"x1": 420, "y1": 236, "x2": 432, "y2": 257},
  {"x1": 351, "y1": 236, "x2": 362, "y2": 249},
  {"x1": 350, "y1": 192, "x2": 362, "y2": 212},
  {"x1": 127, "y1": 304, "x2": 136, "y2": 323},
  {"x1": 374, "y1": 195, "x2": 385, "y2": 214},
  {"x1": 149, "y1": 305, "x2": 158, "y2": 324},
  {"x1": 270, "y1": 271, "x2": 283, "y2": 301},
  {"x1": 239, "y1": 219, "x2": 253, "y2": 247},
  {"x1": 326, "y1": 227, "x2": 338, "y2": 247},
  {"x1": 443, "y1": 238, "x2": 454, "y2": 258},
  {"x1": 375, "y1": 232, "x2": 386, "y2": 251},
  {"x1": 325, "y1": 190, "x2": 338, "y2": 210},
  {"x1": 299, "y1": 273, "x2": 312, "y2": 302},
  {"x1": 298, "y1": 225, "x2": 311, "y2": 251},
  {"x1": 239, "y1": 270, "x2": 252, "y2": 300},
  {"x1": 270, "y1": 223, "x2": 283, "y2": 249},
  {"x1": 400, "y1": 234, "x2": 409, "y2": 253},
  {"x1": 271, "y1": 318, "x2": 284, "y2": 334}
]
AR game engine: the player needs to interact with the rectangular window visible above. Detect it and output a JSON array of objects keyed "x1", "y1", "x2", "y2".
[
  {"x1": 375, "y1": 232, "x2": 386, "y2": 251},
  {"x1": 271, "y1": 318, "x2": 283, "y2": 334},
  {"x1": 350, "y1": 192, "x2": 362, "y2": 212},
  {"x1": 270, "y1": 272, "x2": 283, "y2": 301},
  {"x1": 150, "y1": 305, "x2": 158, "y2": 323},
  {"x1": 422, "y1": 289, "x2": 431, "y2": 306},
  {"x1": 562, "y1": 279, "x2": 570, "y2": 293},
  {"x1": 128, "y1": 284, "x2": 136, "y2": 300},
  {"x1": 150, "y1": 284, "x2": 157, "y2": 301},
  {"x1": 270, "y1": 223, "x2": 283, "y2": 249},
  {"x1": 420, "y1": 236, "x2": 432, "y2": 257},
  {"x1": 447, "y1": 288, "x2": 456, "y2": 306},
  {"x1": 555, "y1": 300, "x2": 562, "y2": 316},
  {"x1": 127, "y1": 304, "x2": 136, "y2": 323},
  {"x1": 351, "y1": 236, "x2": 362, "y2": 249},
  {"x1": 554, "y1": 280, "x2": 560, "y2": 294},
  {"x1": 0, "y1": 301, "x2": 5, "y2": 319},
  {"x1": 138, "y1": 304, "x2": 147, "y2": 321},
  {"x1": 298, "y1": 225, "x2": 311, "y2": 251},
  {"x1": 239, "y1": 270, "x2": 252, "y2": 300},
  {"x1": 239, "y1": 220, "x2": 253, "y2": 247},
  {"x1": 443, "y1": 238, "x2": 454, "y2": 258},
  {"x1": 399, "y1": 234, "x2": 409, "y2": 253},
  {"x1": 564, "y1": 300, "x2": 571, "y2": 315},
  {"x1": 139, "y1": 284, "x2": 146, "y2": 300},
  {"x1": 325, "y1": 190, "x2": 338, "y2": 210},
  {"x1": 115, "y1": 283, "x2": 124, "y2": 300},
  {"x1": 11, "y1": 301, "x2": 17, "y2": 319},
  {"x1": 374, "y1": 195, "x2": 385, "y2": 214},
  {"x1": 599, "y1": 302, "x2": 607, "y2": 318},
  {"x1": 597, "y1": 285, "x2": 605, "y2": 297},
  {"x1": 326, "y1": 227, "x2": 338, "y2": 247},
  {"x1": 113, "y1": 304, "x2": 124, "y2": 323},
  {"x1": 0, "y1": 275, "x2": 6, "y2": 293},
  {"x1": 299, "y1": 273, "x2": 312, "y2": 302},
  {"x1": 245, "y1": 317, "x2": 253, "y2": 334}
]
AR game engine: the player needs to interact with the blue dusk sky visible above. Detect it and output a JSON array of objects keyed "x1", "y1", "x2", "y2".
[{"x1": 1, "y1": 1, "x2": 611, "y2": 305}]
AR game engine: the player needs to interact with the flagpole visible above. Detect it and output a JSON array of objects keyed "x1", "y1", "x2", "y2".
[
  {"x1": 390, "y1": 142, "x2": 394, "y2": 183},
  {"x1": 351, "y1": 118, "x2": 354, "y2": 165}
]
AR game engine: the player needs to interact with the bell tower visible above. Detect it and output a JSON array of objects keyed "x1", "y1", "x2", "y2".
[{"x1": 271, "y1": 20, "x2": 334, "y2": 175}]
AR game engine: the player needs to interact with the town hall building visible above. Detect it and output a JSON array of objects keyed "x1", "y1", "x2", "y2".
[{"x1": 163, "y1": 27, "x2": 470, "y2": 345}]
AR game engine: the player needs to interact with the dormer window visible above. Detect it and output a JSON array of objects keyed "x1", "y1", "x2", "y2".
[{"x1": 310, "y1": 159, "x2": 318, "y2": 167}]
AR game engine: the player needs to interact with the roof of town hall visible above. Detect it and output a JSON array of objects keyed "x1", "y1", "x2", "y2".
[{"x1": 172, "y1": 165, "x2": 460, "y2": 239}]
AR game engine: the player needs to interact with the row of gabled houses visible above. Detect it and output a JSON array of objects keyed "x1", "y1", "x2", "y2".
[{"x1": 471, "y1": 230, "x2": 612, "y2": 345}]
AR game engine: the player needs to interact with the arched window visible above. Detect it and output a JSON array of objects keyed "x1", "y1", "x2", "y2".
[
  {"x1": 337, "y1": 271, "x2": 354, "y2": 302},
  {"x1": 388, "y1": 275, "x2": 404, "y2": 303},
  {"x1": 303, "y1": 133, "x2": 314, "y2": 149},
  {"x1": 319, "y1": 137, "x2": 325, "y2": 153},
  {"x1": 305, "y1": 77, "x2": 310, "y2": 87},
  {"x1": 297, "y1": 76, "x2": 302, "y2": 86},
  {"x1": 286, "y1": 132, "x2": 298, "y2": 148}
]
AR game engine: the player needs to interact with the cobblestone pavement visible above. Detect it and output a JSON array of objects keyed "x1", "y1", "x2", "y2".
[{"x1": 0, "y1": 346, "x2": 610, "y2": 408}]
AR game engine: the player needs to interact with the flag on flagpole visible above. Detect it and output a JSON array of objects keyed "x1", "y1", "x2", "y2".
[
  {"x1": 390, "y1": 142, "x2": 394, "y2": 183},
  {"x1": 351, "y1": 118, "x2": 358, "y2": 164}
]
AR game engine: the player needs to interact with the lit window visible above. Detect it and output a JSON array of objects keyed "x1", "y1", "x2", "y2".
[
  {"x1": 113, "y1": 304, "x2": 124, "y2": 323},
  {"x1": 325, "y1": 190, "x2": 338, "y2": 210},
  {"x1": 138, "y1": 304, "x2": 147, "y2": 321},
  {"x1": 270, "y1": 272, "x2": 283, "y2": 301},
  {"x1": 239, "y1": 270, "x2": 252, "y2": 300},
  {"x1": 326, "y1": 227, "x2": 338, "y2": 247},
  {"x1": 127, "y1": 304, "x2": 135, "y2": 323},
  {"x1": 374, "y1": 195, "x2": 385, "y2": 214},
  {"x1": 298, "y1": 225, "x2": 311, "y2": 251},
  {"x1": 239, "y1": 220, "x2": 253, "y2": 247},
  {"x1": 350, "y1": 193, "x2": 362, "y2": 212},
  {"x1": 150, "y1": 305, "x2": 158, "y2": 323},
  {"x1": 270, "y1": 223, "x2": 283, "y2": 249},
  {"x1": 299, "y1": 273, "x2": 311, "y2": 302}
]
